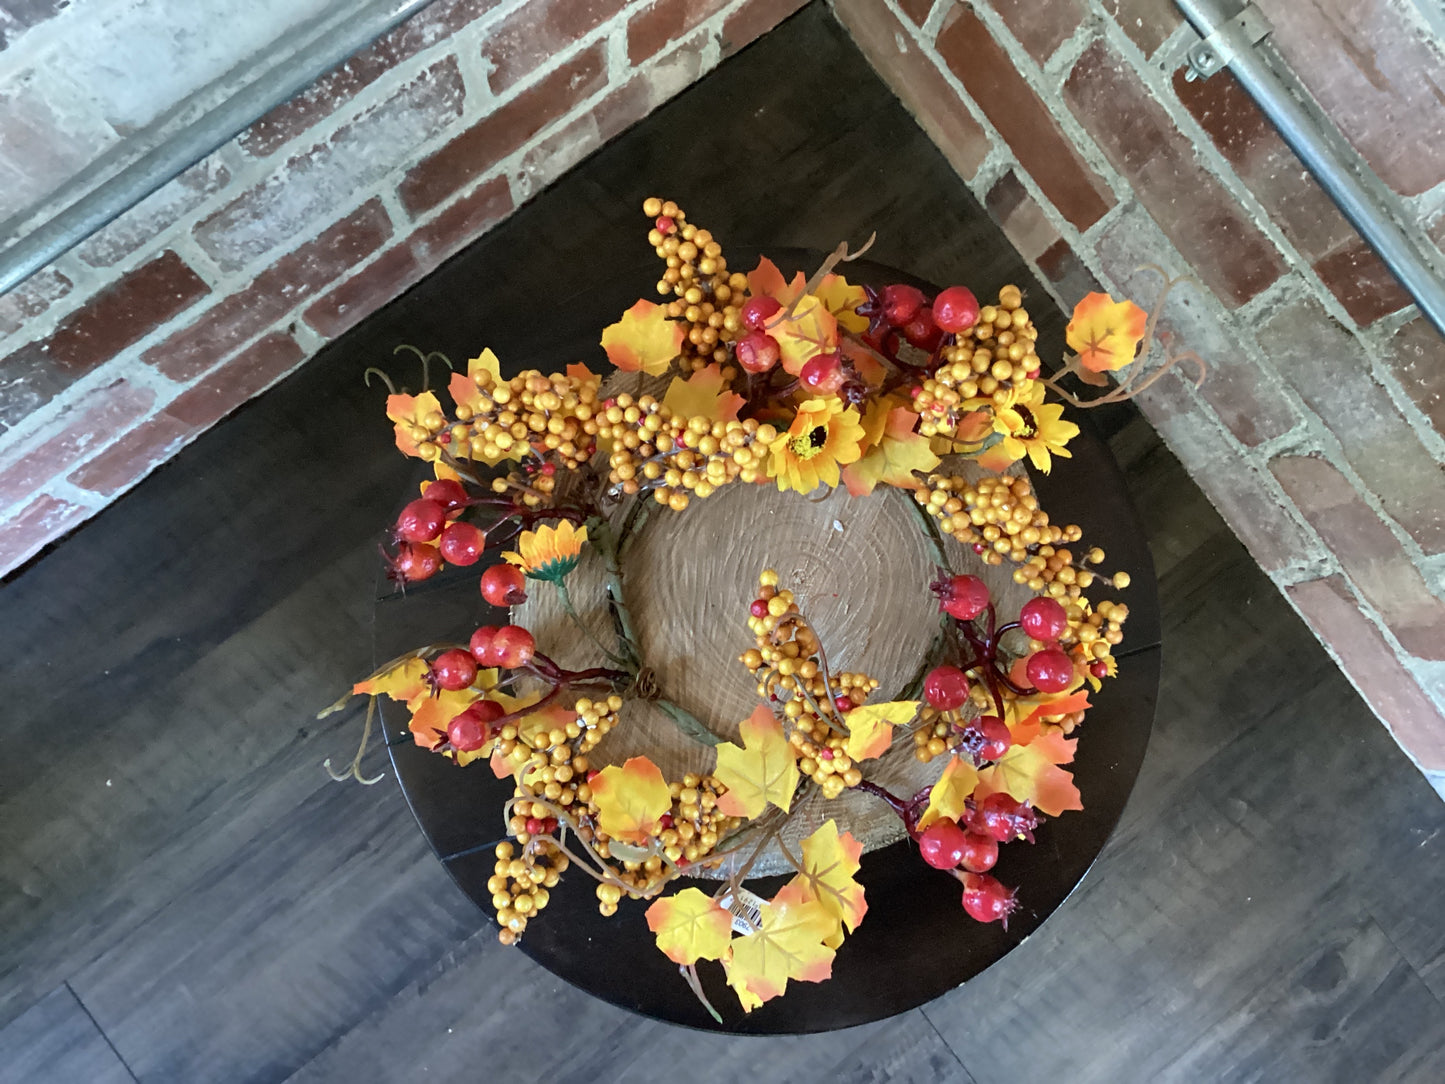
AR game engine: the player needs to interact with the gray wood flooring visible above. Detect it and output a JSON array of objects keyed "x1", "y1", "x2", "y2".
[{"x1": 2, "y1": 5, "x2": 1442, "y2": 1081}]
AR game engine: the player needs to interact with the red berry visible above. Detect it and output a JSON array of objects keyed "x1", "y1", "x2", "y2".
[
  {"x1": 1090, "y1": 660, "x2": 1110, "y2": 678},
  {"x1": 392, "y1": 542, "x2": 442, "y2": 583},
  {"x1": 423, "y1": 478, "x2": 469, "y2": 512},
  {"x1": 799, "y1": 351, "x2": 845, "y2": 394},
  {"x1": 525, "y1": 817, "x2": 545, "y2": 835},
  {"x1": 438, "y1": 522, "x2": 485, "y2": 566},
  {"x1": 447, "y1": 699, "x2": 504, "y2": 751},
  {"x1": 468, "y1": 625, "x2": 501, "y2": 665},
  {"x1": 924, "y1": 665, "x2": 970, "y2": 711},
  {"x1": 917, "y1": 817, "x2": 970, "y2": 870},
  {"x1": 959, "y1": 832, "x2": 998, "y2": 873},
  {"x1": 396, "y1": 498, "x2": 447, "y2": 543},
  {"x1": 750, "y1": 598, "x2": 769, "y2": 617},
  {"x1": 740, "y1": 295, "x2": 783, "y2": 331},
  {"x1": 735, "y1": 331, "x2": 781, "y2": 373},
  {"x1": 933, "y1": 286, "x2": 980, "y2": 334},
  {"x1": 1019, "y1": 597, "x2": 1068, "y2": 641},
  {"x1": 492, "y1": 625, "x2": 536, "y2": 669},
  {"x1": 834, "y1": 694, "x2": 852, "y2": 713},
  {"x1": 903, "y1": 307, "x2": 944, "y2": 352},
  {"x1": 659, "y1": 813, "x2": 674, "y2": 830},
  {"x1": 818, "y1": 747, "x2": 834, "y2": 760},
  {"x1": 431, "y1": 648, "x2": 478, "y2": 691},
  {"x1": 973, "y1": 715, "x2": 1012, "y2": 761},
  {"x1": 587, "y1": 769, "x2": 600, "y2": 782},
  {"x1": 1026, "y1": 648, "x2": 1074, "y2": 693},
  {"x1": 881, "y1": 284, "x2": 926, "y2": 326},
  {"x1": 655, "y1": 215, "x2": 675, "y2": 233},
  {"x1": 933, "y1": 573, "x2": 990, "y2": 621},
  {"x1": 480, "y1": 563, "x2": 527, "y2": 606},
  {"x1": 970, "y1": 792, "x2": 1040, "y2": 842},
  {"x1": 961, "y1": 873, "x2": 1017, "y2": 928}
]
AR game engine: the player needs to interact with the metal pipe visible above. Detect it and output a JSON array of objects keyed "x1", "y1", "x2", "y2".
[
  {"x1": 1175, "y1": 0, "x2": 1445, "y2": 338},
  {"x1": 0, "y1": 0, "x2": 436, "y2": 297}
]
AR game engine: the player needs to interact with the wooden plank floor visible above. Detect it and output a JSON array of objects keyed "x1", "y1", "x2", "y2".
[{"x1": 2, "y1": 5, "x2": 1442, "y2": 1081}]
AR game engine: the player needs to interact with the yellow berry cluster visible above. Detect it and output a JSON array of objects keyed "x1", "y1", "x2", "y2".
[
  {"x1": 593, "y1": 391, "x2": 777, "y2": 509},
  {"x1": 488, "y1": 836, "x2": 569, "y2": 945},
  {"x1": 448, "y1": 366, "x2": 601, "y2": 471},
  {"x1": 912, "y1": 704, "x2": 962, "y2": 764},
  {"x1": 643, "y1": 197, "x2": 747, "y2": 374},
  {"x1": 915, "y1": 472, "x2": 1088, "y2": 578}
]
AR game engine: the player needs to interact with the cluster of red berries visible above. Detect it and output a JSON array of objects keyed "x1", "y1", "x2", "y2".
[
  {"x1": 914, "y1": 792, "x2": 1039, "y2": 929},
  {"x1": 386, "y1": 478, "x2": 486, "y2": 585}
]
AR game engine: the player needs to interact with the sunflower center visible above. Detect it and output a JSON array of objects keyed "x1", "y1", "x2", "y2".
[
  {"x1": 1016, "y1": 406, "x2": 1038, "y2": 440},
  {"x1": 790, "y1": 424, "x2": 830, "y2": 460}
]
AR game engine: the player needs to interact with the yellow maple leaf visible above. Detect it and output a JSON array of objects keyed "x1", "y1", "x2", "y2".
[
  {"x1": 385, "y1": 391, "x2": 443, "y2": 457},
  {"x1": 353, "y1": 657, "x2": 430, "y2": 702},
  {"x1": 590, "y1": 756, "x2": 672, "y2": 843},
  {"x1": 714, "y1": 705, "x2": 800, "y2": 819},
  {"x1": 841, "y1": 403, "x2": 939, "y2": 496},
  {"x1": 601, "y1": 300, "x2": 684, "y2": 376},
  {"x1": 661, "y1": 363, "x2": 744, "y2": 423},
  {"x1": 769, "y1": 294, "x2": 838, "y2": 376},
  {"x1": 975, "y1": 730, "x2": 1082, "y2": 817},
  {"x1": 813, "y1": 273, "x2": 869, "y2": 333},
  {"x1": 1067, "y1": 292, "x2": 1148, "y2": 373},
  {"x1": 916, "y1": 756, "x2": 982, "y2": 831},
  {"x1": 746, "y1": 256, "x2": 806, "y2": 305},
  {"x1": 842, "y1": 699, "x2": 919, "y2": 762},
  {"x1": 645, "y1": 888, "x2": 734, "y2": 965},
  {"x1": 787, "y1": 820, "x2": 868, "y2": 949},
  {"x1": 724, "y1": 883, "x2": 836, "y2": 1011}
]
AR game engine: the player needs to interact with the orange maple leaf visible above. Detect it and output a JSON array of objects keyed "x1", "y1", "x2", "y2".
[
  {"x1": 714, "y1": 705, "x2": 800, "y2": 819},
  {"x1": 768, "y1": 294, "x2": 839, "y2": 376},
  {"x1": 385, "y1": 391, "x2": 443, "y2": 457},
  {"x1": 601, "y1": 300, "x2": 684, "y2": 375},
  {"x1": 590, "y1": 756, "x2": 672, "y2": 843},
  {"x1": 746, "y1": 256, "x2": 806, "y2": 306},
  {"x1": 787, "y1": 820, "x2": 868, "y2": 948},
  {"x1": 842, "y1": 402, "x2": 939, "y2": 496},
  {"x1": 724, "y1": 882, "x2": 836, "y2": 1011},
  {"x1": 661, "y1": 364, "x2": 744, "y2": 423},
  {"x1": 1067, "y1": 292, "x2": 1148, "y2": 373},
  {"x1": 813, "y1": 273, "x2": 869, "y2": 333},
  {"x1": 975, "y1": 730, "x2": 1082, "y2": 816},
  {"x1": 353, "y1": 657, "x2": 430, "y2": 702},
  {"x1": 645, "y1": 888, "x2": 734, "y2": 965}
]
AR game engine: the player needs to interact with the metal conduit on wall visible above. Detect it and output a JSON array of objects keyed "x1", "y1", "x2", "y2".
[
  {"x1": 0, "y1": 0, "x2": 436, "y2": 298},
  {"x1": 1174, "y1": 0, "x2": 1445, "y2": 338}
]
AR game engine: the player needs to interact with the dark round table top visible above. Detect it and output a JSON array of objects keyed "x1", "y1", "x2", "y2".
[{"x1": 373, "y1": 253, "x2": 1161, "y2": 1034}]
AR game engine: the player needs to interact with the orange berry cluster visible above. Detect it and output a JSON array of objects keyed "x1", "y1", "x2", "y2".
[
  {"x1": 738, "y1": 569, "x2": 879, "y2": 800},
  {"x1": 489, "y1": 835, "x2": 569, "y2": 945},
  {"x1": 593, "y1": 390, "x2": 777, "y2": 509},
  {"x1": 643, "y1": 197, "x2": 748, "y2": 374},
  {"x1": 445, "y1": 366, "x2": 602, "y2": 473},
  {"x1": 916, "y1": 472, "x2": 1085, "y2": 578},
  {"x1": 912, "y1": 704, "x2": 962, "y2": 764}
]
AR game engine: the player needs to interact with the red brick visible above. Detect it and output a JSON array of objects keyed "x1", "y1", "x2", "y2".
[
  {"x1": 1134, "y1": 377, "x2": 1319, "y2": 573},
  {"x1": 833, "y1": 0, "x2": 990, "y2": 182},
  {"x1": 412, "y1": 176, "x2": 515, "y2": 269},
  {"x1": 0, "y1": 267, "x2": 71, "y2": 337},
  {"x1": 67, "y1": 412, "x2": 196, "y2": 497},
  {"x1": 0, "y1": 252, "x2": 208, "y2": 428},
  {"x1": 896, "y1": 0, "x2": 934, "y2": 26},
  {"x1": 1065, "y1": 39, "x2": 1282, "y2": 307},
  {"x1": 241, "y1": 0, "x2": 502, "y2": 158},
  {"x1": 1288, "y1": 575, "x2": 1445, "y2": 769},
  {"x1": 399, "y1": 46, "x2": 606, "y2": 216},
  {"x1": 1384, "y1": 318, "x2": 1445, "y2": 440},
  {"x1": 937, "y1": 7, "x2": 1112, "y2": 230},
  {"x1": 984, "y1": 171, "x2": 1061, "y2": 262},
  {"x1": 1036, "y1": 238, "x2": 1101, "y2": 309},
  {"x1": 0, "y1": 378, "x2": 155, "y2": 504},
  {"x1": 195, "y1": 59, "x2": 464, "y2": 270},
  {"x1": 147, "y1": 201, "x2": 392, "y2": 382},
  {"x1": 592, "y1": 35, "x2": 708, "y2": 145},
  {"x1": 1100, "y1": 0, "x2": 1179, "y2": 56},
  {"x1": 628, "y1": 0, "x2": 728, "y2": 64},
  {"x1": 304, "y1": 247, "x2": 424, "y2": 340},
  {"x1": 721, "y1": 0, "x2": 808, "y2": 55},
  {"x1": 1171, "y1": 67, "x2": 1410, "y2": 325},
  {"x1": 0, "y1": 493, "x2": 92, "y2": 578},
  {"x1": 1272, "y1": 454, "x2": 1445, "y2": 661},
  {"x1": 1257, "y1": 296, "x2": 1445, "y2": 554},
  {"x1": 482, "y1": 0, "x2": 627, "y2": 95},
  {"x1": 992, "y1": 0, "x2": 1084, "y2": 63},
  {"x1": 1264, "y1": 0, "x2": 1445, "y2": 198},
  {"x1": 1093, "y1": 207, "x2": 1300, "y2": 447},
  {"x1": 162, "y1": 333, "x2": 305, "y2": 429},
  {"x1": 76, "y1": 158, "x2": 230, "y2": 267}
]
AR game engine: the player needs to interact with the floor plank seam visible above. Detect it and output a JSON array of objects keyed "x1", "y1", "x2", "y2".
[
  {"x1": 66, "y1": 981, "x2": 140, "y2": 1084},
  {"x1": 919, "y1": 1004, "x2": 979, "y2": 1083}
]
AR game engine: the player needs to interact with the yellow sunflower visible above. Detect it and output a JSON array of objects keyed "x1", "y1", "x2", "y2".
[
  {"x1": 977, "y1": 381, "x2": 1078, "y2": 474},
  {"x1": 503, "y1": 521, "x2": 588, "y2": 582},
  {"x1": 768, "y1": 398, "x2": 866, "y2": 494}
]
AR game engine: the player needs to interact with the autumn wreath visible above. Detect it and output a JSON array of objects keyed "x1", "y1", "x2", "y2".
[{"x1": 322, "y1": 197, "x2": 1200, "y2": 1019}]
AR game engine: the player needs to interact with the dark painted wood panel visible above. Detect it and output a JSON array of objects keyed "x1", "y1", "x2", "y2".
[{"x1": 0, "y1": 984, "x2": 134, "y2": 1084}]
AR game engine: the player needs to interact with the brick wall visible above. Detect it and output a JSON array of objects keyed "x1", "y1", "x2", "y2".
[
  {"x1": 0, "y1": 0, "x2": 809, "y2": 572},
  {"x1": 833, "y1": 0, "x2": 1445, "y2": 797}
]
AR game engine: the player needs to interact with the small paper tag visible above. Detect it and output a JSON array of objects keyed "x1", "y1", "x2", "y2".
[{"x1": 718, "y1": 886, "x2": 767, "y2": 935}]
